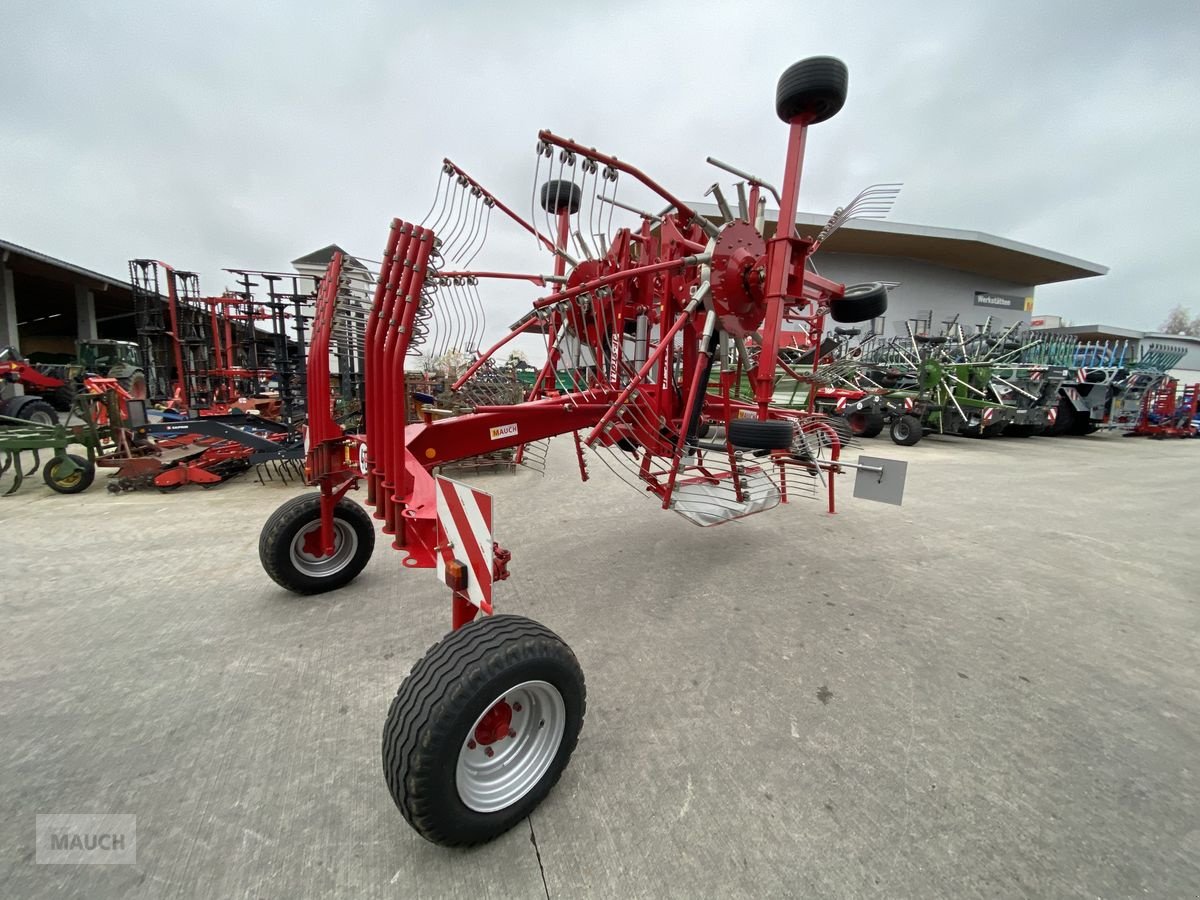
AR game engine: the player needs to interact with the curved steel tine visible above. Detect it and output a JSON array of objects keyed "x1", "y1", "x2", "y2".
[{"x1": 26, "y1": 449, "x2": 41, "y2": 477}]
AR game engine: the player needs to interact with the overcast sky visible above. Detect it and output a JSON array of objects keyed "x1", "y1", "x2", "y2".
[{"x1": 2, "y1": 0, "x2": 1198, "y2": 358}]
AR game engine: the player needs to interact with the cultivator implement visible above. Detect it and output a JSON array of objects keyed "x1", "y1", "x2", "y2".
[{"x1": 257, "y1": 56, "x2": 909, "y2": 848}]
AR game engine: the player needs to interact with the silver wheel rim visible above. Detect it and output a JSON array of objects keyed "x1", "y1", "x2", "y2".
[
  {"x1": 29, "y1": 411, "x2": 54, "y2": 425},
  {"x1": 288, "y1": 519, "x2": 358, "y2": 578},
  {"x1": 456, "y1": 680, "x2": 566, "y2": 813}
]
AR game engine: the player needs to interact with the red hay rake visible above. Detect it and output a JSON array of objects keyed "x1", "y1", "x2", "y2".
[{"x1": 258, "y1": 56, "x2": 906, "y2": 846}]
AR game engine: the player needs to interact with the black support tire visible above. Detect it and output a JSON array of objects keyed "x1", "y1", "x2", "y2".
[
  {"x1": 382, "y1": 614, "x2": 586, "y2": 847},
  {"x1": 776, "y1": 56, "x2": 849, "y2": 124},
  {"x1": 1045, "y1": 397, "x2": 1075, "y2": 436},
  {"x1": 258, "y1": 493, "x2": 375, "y2": 594},
  {"x1": 846, "y1": 410, "x2": 885, "y2": 438},
  {"x1": 539, "y1": 180, "x2": 582, "y2": 215},
  {"x1": 49, "y1": 384, "x2": 76, "y2": 412},
  {"x1": 42, "y1": 454, "x2": 95, "y2": 494},
  {"x1": 118, "y1": 371, "x2": 149, "y2": 401},
  {"x1": 829, "y1": 282, "x2": 888, "y2": 324},
  {"x1": 890, "y1": 414, "x2": 922, "y2": 446},
  {"x1": 728, "y1": 418, "x2": 794, "y2": 450},
  {"x1": 12, "y1": 397, "x2": 58, "y2": 426}
]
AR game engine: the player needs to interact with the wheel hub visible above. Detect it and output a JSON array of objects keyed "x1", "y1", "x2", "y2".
[
  {"x1": 474, "y1": 700, "x2": 513, "y2": 746},
  {"x1": 456, "y1": 680, "x2": 566, "y2": 813}
]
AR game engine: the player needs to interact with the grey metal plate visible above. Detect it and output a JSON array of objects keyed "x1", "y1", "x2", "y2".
[{"x1": 853, "y1": 455, "x2": 908, "y2": 506}]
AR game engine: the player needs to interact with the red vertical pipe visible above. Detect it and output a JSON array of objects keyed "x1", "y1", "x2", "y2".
[
  {"x1": 372, "y1": 225, "x2": 414, "y2": 517},
  {"x1": 379, "y1": 227, "x2": 424, "y2": 532},
  {"x1": 754, "y1": 120, "x2": 810, "y2": 410},
  {"x1": 388, "y1": 229, "x2": 434, "y2": 543},
  {"x1": 365, "y1": 221, "x2": 402, "y2": 507},
  {"x1": 164, "y1": 273, "x2": 190, "y2": 409}
]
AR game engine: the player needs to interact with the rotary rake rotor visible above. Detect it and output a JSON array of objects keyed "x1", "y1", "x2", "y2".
[{"x1": 258, "y1": 55, "x2": 908, "y2": 848}]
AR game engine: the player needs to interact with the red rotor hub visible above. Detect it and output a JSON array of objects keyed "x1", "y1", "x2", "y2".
[{"x1": 708, "y1": 221, "x2": 767, "y2": 337}]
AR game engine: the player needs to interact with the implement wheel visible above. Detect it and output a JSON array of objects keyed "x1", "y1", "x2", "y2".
[
  {"x1": 259, "y1": 493, "x2": 375, "y2": 595},
  {"x1": 383, "y1": 614, "x2": 585, "y2": 847},
  {"x1": 42, "y1": 454, "x2": 95, "y2": 494},
  {"x1": 728, "y1": 418, "x2": 794, "y2": 450},
  {"x1": 776, "y1": 56, "x2": 849, "y2": 124},
  {"x1": 846, "y1": 410, "x2": 884, "y2": 438},
  {"x1": 890, "y1": 414, "x2": 922, "y2": 446}
]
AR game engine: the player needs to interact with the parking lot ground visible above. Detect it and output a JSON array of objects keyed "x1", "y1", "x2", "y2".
[{"x1": 2, "y1": 431, "x2": 1198, "y2": 899}]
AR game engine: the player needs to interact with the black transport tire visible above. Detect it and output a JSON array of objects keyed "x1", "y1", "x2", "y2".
[
  {"x1": 1069, "y1": 416, "x2": 1098, "y2": 436},
  {"x1": 1045, "y1": 397, "x2": 1075, "y2": 436},
  {"x1": 383, "y1": 614, "x2": 586, "y2": 847},
  {"x1": 117, "y1": 371, "x2": 149, "y2": 401},
  {"x1": 776, "y1": 56, "x2": 849, "y2": 124},
  {"x1": 830, "y1": 282, "x2": 888, "y2": 324},
  {"x1": 42, "y1": 454, "x2": 95, "y2": 494},
  {"x1": 846, "y1": 410, "x2": 885, "y2": 438},
  {"x1": 539, "y1": 180, "x2": 582, "y2": 215},
  {"x1": 1003, "y1": 424, "x2": 1036, "y2": 437},
  {"x1": 728, "y1": 418, "x2": 794, "y2": 450},
  {"x1": 697, "y1": 419, "x2": 712, "y2": 439},
  {"x1": 258, "y1": 493, "x2": 375, "y2": 595},
  {"x1": 890, "y1": 414, "x2": 923, "y2": 446},
  {"x1": 13, "y1": 397, "x2": 58, "y2": 426},
  {"x1": 49, "y1": 384, "x2": 76, "y2": 411}
]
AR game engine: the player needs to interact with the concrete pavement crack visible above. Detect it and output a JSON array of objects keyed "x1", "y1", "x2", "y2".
[{"x1": 528, "y1": 815, "x2": 550, "y2": 900}]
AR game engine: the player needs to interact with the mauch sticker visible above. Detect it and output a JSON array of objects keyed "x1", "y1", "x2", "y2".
[{"x1": 489, "y1": 424, "x2": 518, "y2": 441}]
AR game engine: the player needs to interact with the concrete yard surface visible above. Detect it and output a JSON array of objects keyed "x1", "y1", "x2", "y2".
[{"x1": 1, "y1": 432, "x2": 1198, "y2": 899}]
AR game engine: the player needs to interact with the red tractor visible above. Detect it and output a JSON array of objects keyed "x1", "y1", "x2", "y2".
[{"x1": 258, "y1": 56, "x2": 904, "y2": 846}]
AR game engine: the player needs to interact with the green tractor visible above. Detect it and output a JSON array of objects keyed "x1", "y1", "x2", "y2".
[{"x1": 25, "y1": 339, "x2": 148, "y2": 411}]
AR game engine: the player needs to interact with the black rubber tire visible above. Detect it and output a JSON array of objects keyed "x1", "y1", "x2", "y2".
[
  {"x1": 890, "y1": 414, "x2": 922, "y2": 446},
  {"x1": 42, "y1": 453, "x2": 95, "y2": 494},
  {"x1": 13, "y1": 397, "x2": 58, "y2": 426},
  {"x1": 118, "y1": 371, "x2": 149, "y2": 401},
  {"x1": 776, "y1": 56, "x2": 849, "y2": 124},
  {"x1": 728, "y1": 418, "x2": 794, "y2": 450},
  {"x1": 1068, "y1": 416, "x2": 1099, "y2": 436},
  {"x1": 539, "y1": 180, "x2": 582, "y2": 215},
  {"x1": 1045, "y1": 396, "x2": 1075, "y2": 436},
  {"x1": 697, "y1": 419, "x2": 712, "y2": 440},
  {"x1": 846, "y1": 410, "x2": 885, "y2": 438},
  {"x1": 49, "y1": 384, "x2": 76, "y2": 411},
  {"x1": 258, "y1": 493, "x2": 375, "y2": 595},
  {"x1": 830, "y1": 283, "x2": 888, "y2": 324},
  {"x1": 382, "y1": 614, "x2": 586, "y2": 847},
  {"x1": 1003, "y1": 424, "x2": 1036, "y2": 438}
]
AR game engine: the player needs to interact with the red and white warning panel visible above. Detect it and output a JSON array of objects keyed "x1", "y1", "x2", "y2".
[{"x1": 435, "y1": 476, "x2": 495, "y2": 614}]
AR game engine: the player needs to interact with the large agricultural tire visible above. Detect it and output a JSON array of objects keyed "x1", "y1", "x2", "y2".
[
  {"x1": 49, "y1": 384, "x2": 76, "y2": 412},
  {"x1": 118, "y1": 371, "x2": 149, "y2": 401},
  {"x1": 890, "y1": 414, "x2": 923, "y2": 446},
  {"x1": 42, "y1": 454, "x2": 95, "y2": 494},
  {"x1": 258, "y1": 493, "x2": 375, "y2": 595},
  {"x1": 382, "y1": 614, "x2": 586, "y2": 847},
  {"x1": 1045, "y1": 397, "x2": 1075, "y2": 436},
  {"x1": 539, "y1": 180, "x2": 582, "y2": 215},
  {"x1": 1068, "y1": 416, "x2": 1099, "y2": 436},
  {"x1": 1003, "y1": 424, "x2": 1037, "y2": 438},
  {"x1": 776, "y1": 56, "x2": 849, "y2": 124},
  {"x1": 12, "y1": 397, "x2": 58, "y2": 426},
  {"x1": 829, "y1": 282, "x2": 888, "y2": 324},
  {"x1": 728, "y1": 418, "x2": 794, "y2": 451},
  {"x1": 846, "y1": 410, "x2": 885, "y2": 438}
]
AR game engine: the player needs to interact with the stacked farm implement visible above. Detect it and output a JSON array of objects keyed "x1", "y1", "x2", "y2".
[{"x1": 256, "y1": 57, "x2": 910, "y2": 847}]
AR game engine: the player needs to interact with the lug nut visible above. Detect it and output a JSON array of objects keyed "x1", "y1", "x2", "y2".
[
  {"x1": 513, "y1": 703, "x2": 522, "y2": 712},
  {"x1": 485, "y1": 747, "x2": 494, "y2": 758},
  {"x1": 467, "y1": 739, "x2": 476, "y2": 750},
  {"x1": 508, "y1": 729, "x2": 517, "y2": 738}
]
